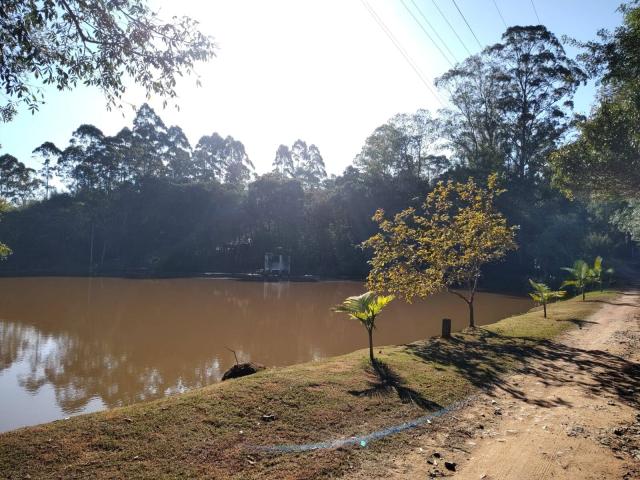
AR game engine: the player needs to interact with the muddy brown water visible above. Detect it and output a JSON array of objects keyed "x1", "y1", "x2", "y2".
[{"x1": 0, "y1": 277, "x2": 532, "y2": 432}]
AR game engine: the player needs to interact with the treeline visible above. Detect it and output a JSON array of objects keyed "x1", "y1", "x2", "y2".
[{"x1": 0, "y1": 25, "x2": 634, "y2": 289}]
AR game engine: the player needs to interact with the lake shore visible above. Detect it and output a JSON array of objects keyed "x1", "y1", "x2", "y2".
[{"x1": 0, "y1": 291, "x2": 622, "y2": 479}]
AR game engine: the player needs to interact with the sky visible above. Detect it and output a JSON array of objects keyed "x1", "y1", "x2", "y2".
[{"x1": 0, "y1": 0, "x2": 624, "y2": 176}]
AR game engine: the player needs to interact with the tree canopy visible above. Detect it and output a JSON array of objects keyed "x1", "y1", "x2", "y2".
[
  {"x1": 0, "y1": 0, "x2": 216, "y2": 121},
  {"x1": 363, "y1": 174, "x2": 517, "y2": 327},
  {"x1": 551, "y1": 2, "x2": 640, "y2": 200}
]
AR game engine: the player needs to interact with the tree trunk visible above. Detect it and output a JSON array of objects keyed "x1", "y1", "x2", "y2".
[
  {"x1": 582, "y1": 286, "x2": 585, "y2": 301},
  {"x1": 543, "y1": 302, "x2": 547, "y2": 318},
  {"x1": 368, "y1": 328, "x2": 375, "y2": 365},
  {"x1": 468, "y1": 301, "x2": 475, "y2": 328}
]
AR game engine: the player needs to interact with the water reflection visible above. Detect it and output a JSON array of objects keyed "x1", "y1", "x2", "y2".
[{"x1": 0, "y1": 277, "x2": 532, "y2": 431}]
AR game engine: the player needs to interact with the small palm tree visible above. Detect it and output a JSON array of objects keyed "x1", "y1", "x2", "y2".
[
  {"x1": 591, "y1": 256, "x2": 614, "y2": 292},
  {"x1": 529, "y1": 279, "x2": 566, "y2": 318},
  {"x1": 561, "y1": 260, "x2": 593, "y2": 301},
  {"x1": 333, "y1": 291, "x2": 394, "y2": 364}
]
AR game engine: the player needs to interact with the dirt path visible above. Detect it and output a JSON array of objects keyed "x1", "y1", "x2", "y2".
[{"x1": 349, "y1": 294, "x2": 640, "y2": 479}]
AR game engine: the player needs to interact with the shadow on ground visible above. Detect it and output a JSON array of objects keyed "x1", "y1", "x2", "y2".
[
  {"x1": 406, "y1": 327, "x2": 640, "y2": 409},
  {"x1": 348, "y1": 360, "x2": 442, "y2": 411},
  {"x1": 586, "y1": 299, "x2": 640, "y2": 308}
]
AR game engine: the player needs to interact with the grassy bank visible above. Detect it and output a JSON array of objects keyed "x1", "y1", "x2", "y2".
[{"x1": 0, "y1": 292, "x2": 616, "y2": 479}]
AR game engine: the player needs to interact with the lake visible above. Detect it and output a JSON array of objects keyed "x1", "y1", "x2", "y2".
[{"x1": 0, "y1": 277, "x2": 532, "y2": 432}]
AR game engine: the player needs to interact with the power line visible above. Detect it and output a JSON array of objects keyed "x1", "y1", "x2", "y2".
[
  {"x1": 430, "y1": 0, "x2": 472, "y2": 56},
  {"x1": 450, "y1": 0, "x2": 483, "y2": 50},
  {"x1": 408, "y1": 0, "x2": 460, "y2": 63},
  {"x1": 400, "y1": 0, "x2": 455, "y2": 67},
  {"x1": 530, "y1": 0, "x2": 541, "y2": 23},
  {"x1": 492, "y1": 0, "x2": 507, "y2": 29},
  {"x1": 360, "y1": 0, "x2": 446, "y2": 106}
]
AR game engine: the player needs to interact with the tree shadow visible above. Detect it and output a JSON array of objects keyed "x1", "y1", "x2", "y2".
[
  {"x1": 405, "y1": 328, "x2": 640, "y2": 409},
  {"x1": 348, "y1": 360, "x2": 442, "y2": 411},
  {"x1": 564, "y1": 318, "x2": 598, "y2": 329},
  {"x1": 585, "y1": 299, "x2": 640, "y2": 307}
]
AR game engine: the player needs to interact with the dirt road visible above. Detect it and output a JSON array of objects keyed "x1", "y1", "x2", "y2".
[{"x1": 350, "y1": 293, "x2": 640, "y2": 479}]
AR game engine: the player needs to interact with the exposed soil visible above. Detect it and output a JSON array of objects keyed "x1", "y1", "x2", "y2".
[{"x1": 349, "y1": 293, "x2": 640, "y2": 479}]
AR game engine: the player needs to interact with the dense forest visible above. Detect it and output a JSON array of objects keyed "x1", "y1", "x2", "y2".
[{"x1": 0, "y1": 23, "x2": 637, "y2": 291}]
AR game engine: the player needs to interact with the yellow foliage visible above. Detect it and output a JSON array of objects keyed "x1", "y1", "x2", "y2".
[{"x1": 363, "y1": 174, "x2": 518, "y2": 304}]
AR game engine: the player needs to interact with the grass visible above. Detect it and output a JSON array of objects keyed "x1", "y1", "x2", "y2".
[{"x1": 0, "y1": 291, "x2": 617, "y2": 479}]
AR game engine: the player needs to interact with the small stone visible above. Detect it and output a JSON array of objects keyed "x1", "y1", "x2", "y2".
[
  {"x1": 444, "y1": 461, "x2": 457, "y2": 471},
  {"x1": 433, "y1": 452, "x2": 441, "y2": 458},
  {"x1": 261, "y1": 414, "x2": 276, "y2": 422}
]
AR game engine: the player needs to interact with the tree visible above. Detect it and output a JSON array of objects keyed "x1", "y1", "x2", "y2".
[
  {"x1": 550, "y1": 92, "x2": 640, "y2": 200},
  {"x1": 437, "y1": 26, "x2": 585, "y2": 180},
  {"x1": 436, "y1": 56, "x2": 506, "y2": 175},
  {"x1": 0, "y1": 0, "x2": 216, "y2": 122},
  {"x1": 246, "y1": 173, "x2": 305, "y2": 253},
  {"x1": 613, "y1": 200, "x2": 640, "y2": 243},
  {"x1": 561, "y1": 260, "x2": 593, "y2": 301},
  {"x1": 332, "y1": 291, "x2": 394, "y2": 364},
  {"x1": 550, "y1": 3, "x2": 640, "y2": 224},
  {"x1": 272, "y1": 140, "x2": 327, "y2": 188},
  {"x1": 590, "y1": 256, "x2": 614, "y2": 292},
  {"x1": 273, "y1": 145, "x2": 293, "y2": 176},
  {"x1": 223, "y1": 136, "x2": 254, "y2": 187},
  {"x1": 528, "y1": 279, "x2": 566, "y2": 318},
  {"x1": 194, "y1": 133, "x2": 226, "y2": 182},
  {"x1": 364, "y1": 174, "x2": 517, "y2": 328},
  {"x1": 131, "y1": 104, "x2": 170, "y2": 180},
  {"x1": 194, "y1": 134, "x2": 254, "y2": 186},
  {"x1": 32, "y1": 142, "x2": 62, "y2": 199},
  {"x1": 166, "y1": 126, "x2": 194, "y2": 182},
  {"x1": 0, "y1": 154, "x2": 41, "y2": 204},
  {"x1": 57, "y1": 125, "x2": 121, "y2": 192},
  {"x1": 355, "y1": 110, "x2": 446, "y2": 181}
]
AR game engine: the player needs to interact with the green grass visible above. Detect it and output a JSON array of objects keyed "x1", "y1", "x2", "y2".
[{"x1": 0, "y1": 291, "x2": 616, "y2": 479}]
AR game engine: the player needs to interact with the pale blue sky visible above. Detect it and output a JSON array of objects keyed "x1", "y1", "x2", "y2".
[{"x1": 0, "y1": 0, "x2": 623, "y2": 175}]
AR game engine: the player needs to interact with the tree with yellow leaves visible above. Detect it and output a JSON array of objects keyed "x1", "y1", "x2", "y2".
[{"x1": 363, "y1": 174, "x2": 517, "y2": 328}]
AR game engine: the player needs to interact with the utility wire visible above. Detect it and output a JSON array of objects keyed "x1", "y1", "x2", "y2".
[
  {"x1": 530, "y1": 0, "x2": 541, "y2": 23},
  {"x1": 408, "y1": 0, "x2": 459, "y2": 63},
  {"x1": 492, "y1": 0, "x2": 507, "y2": 29},
  {"x1": 430, "y1": 0, "x2": 472, "y2": 56},
  {"x1": 401, "y1": 0, "x2": 455, "y2": 67},
  {"x1": 451, "y1": 0, "x2": 483, "y2": 50},
  {"x1": 360, "y1": 0, "x2": 445, "y2": 107}
]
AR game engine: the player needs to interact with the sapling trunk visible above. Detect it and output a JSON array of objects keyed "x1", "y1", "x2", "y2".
[
  {"x1": 367, "y1": 328, "x2": 375, "y2": 364},
  {"x1": 468, "y1": 301, "x2": 475, "y2": 328},
  {"x1": 543, "y1": 301, "x2": 547, "y2": 318}
]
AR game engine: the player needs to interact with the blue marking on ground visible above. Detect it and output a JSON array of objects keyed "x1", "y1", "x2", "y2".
[{"x1": 250, "y1": 397, "x2": 473, "y2": 454}]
